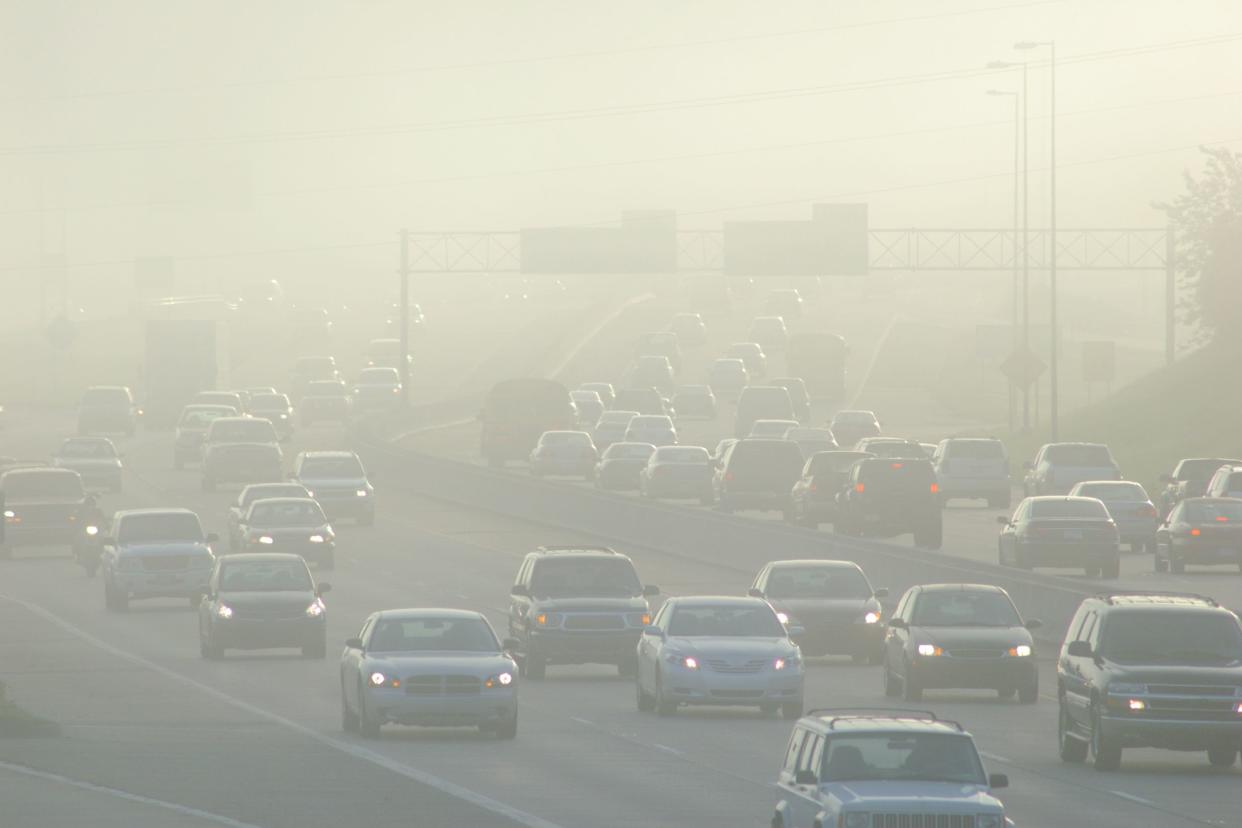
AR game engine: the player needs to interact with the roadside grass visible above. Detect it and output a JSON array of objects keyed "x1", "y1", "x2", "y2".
[{"x1": 0, "y1": 681, "x2": 60, "y2": 738}]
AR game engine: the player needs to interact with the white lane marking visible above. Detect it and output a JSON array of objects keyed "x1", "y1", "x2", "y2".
[
  {"x1": 569, "y1": 717, "x2": 594, "y2": 726},
  {"x1": 2, "y1": 594, "x2": 564, "y2": 828},
  {"x1": 978, "y1": 751, "x2": 1011, "y2": 764},
  {"x1": 1110, "y1": 791, "x2": 1155, "y2": 806},
  {"x1": 847, "y1": 313, "x2": 902, "y2": 408},
  {"x1": 652, "y1": 744, "x2": 684, "y2": 756},
  {"x1": 0, "y1": 759, "x2": 265, "y2": 828}
]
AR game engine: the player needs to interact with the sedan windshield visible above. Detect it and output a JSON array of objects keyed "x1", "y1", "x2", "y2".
[
  {"x1": 1074, "y1": 482, "x2": 1147, "y2": 501},
  {"x1": 1184, "y1": 500, "x2": 1242, "y2": 522},
  {"x1": 821, "y1": 733, "x2": 985, "y2": 785},
  {"x1": 248, "y1": 500, "x2": 326, "y2": 527},
  {"x1": 250, "y1": 394, "x2": 290, "y2": 412},
  {"x1": 57, "y1": 440, "x2": 116, "y2": 459},
  {"x1": 2, "y1": 471, "x2": 84, "y2": 499},
  {"x1": 765, "y1": 567, "x2": 871, "y2": 600},
  {"x1": 912, "y1": 592, "x2": 1022, "y2": 627},
  {"x1": 1029, "y1": 499, "x2": 1109, "y2": 519},
  {"x1": 368, "y1": 617, "x2": 498, "y2": 653},
  {"x1": 1100, "y1": 612, "x2": 1242, "y2": 664},
  {"x1": 604, "y1": 443, "x2": 654, "y2": 461},
  {"x1": 219, "y1": 560, "x2": 312, "y2": 592},
  {"x1": 118, "y1": 513, "x2": 203, "y2": 544},
  {"x1": 179, "y1": 408, "x2": 231, "y2": 428},
  {"x1": 668, "y1": 605, "x2": 784, "y2": 637}
]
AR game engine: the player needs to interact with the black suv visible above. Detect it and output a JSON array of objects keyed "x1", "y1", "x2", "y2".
[
  {"x1": 834, "y1": 457, "x2": 943, "y2": 548},
  {"x1": 508, "y1": 547, "x2": 659, "y2": 680},
  {"x1": 1057, "y1": 591, "x2": 1242, "y2": 771}
]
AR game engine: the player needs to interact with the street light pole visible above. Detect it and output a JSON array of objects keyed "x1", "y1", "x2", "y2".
[{"x1": 987, "y1": 88, "x2": 1020, "y2": 435}]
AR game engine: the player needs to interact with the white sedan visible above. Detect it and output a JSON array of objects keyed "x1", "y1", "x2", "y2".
[{"x1": 635, "y1": 596, "x2": 804, "y2": 719}]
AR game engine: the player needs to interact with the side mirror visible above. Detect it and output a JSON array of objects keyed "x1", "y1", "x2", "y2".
[
  {"x1": 1066, "y1": 640, "x2": 1093, "y2": 658},
  {"x1": 787, "y1": 624, "x2": 806, "y2": 638},
  {"x1": 988, "y1": 773, "x2": 1009, "y2": 790},
  {"x1": 1024, "y1": 618, "x2": 1042, "y2": 631},
  {"x1": 206, "y1": 532, "x2": 219, "y2": 543},
  {"x1": 501, "y1": 637, "x2": 520, "y2": 652},
  {"x1": 996, "y1": 516, "x2": 1011, "y2": 526},
  {"x1": 642, "y1": 584, "x2": 660, "y2": 597},
  {"x1": 345, "y1": 637, "x2": 364, "y2": 650},
  {"x1": 510, "y1": 584, "x2": 529, "y2": 597},
  {"x1": 873, "y1": 587, "x2": 889, "y2": 598},
  {"x1": 794, "y1": 769, "x2": 818, "y2": 786},
  {"x1": 317, "y1": 582, "x2": 332, "y2": 595},
  {"x1": 643, "y1": 625, "x2": 665, "y2": 638},
  {"x1": 887, "y1": 618, "x2": 907, "y2": 630},
  {"x1": 747, "y1": 587, "x2": 764, "y2": 598}
]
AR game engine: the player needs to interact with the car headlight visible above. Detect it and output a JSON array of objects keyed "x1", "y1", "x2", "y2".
[
  {"x1": 308, "y1": 534, "x2": 326, "y2": 543},
  {"x1": 216, "y1": 604, "x2": 234, "y2": 619},
  {"x1": 917, "y1": 643, "x2": 943, "y2": 657},
  {"x1": 776, "y1": 611, "x2": 790, "y2": 625},
  {"x1": 864, "y1": 611, "x2": 881, "y2": 624},
  {"x1": 1007, "y1": 644, "x2": 1032, "y2": 657},
  {"x1": 977, "y1": 815, "x2": 1004, "y2": 828},
  {"x1": 843, "y1": 813, "x2": 870, "y2": 828},
  {"x1": 626, "y1": 612, "x2": 652, "y2": 627},
  {"x1": 484, "y1": 672, "x2": 514, "y2": 689},
  {"x1": 304, "y1": 489, "x2": 315, "y2": 498},
  {"x1": 305, "y1": 601, "x2": 324, "y2": 618},
  {"x1": 3, "y1": 509, "x2": 15, "y2": 520},
  {"x1": 773, "y1": 656, "x2": 800, "y2": 671},
  {"x1": 369, "y1": 671, "x2": 387, "y2": 687},
  {"x1": 355, "y1": 489, "x2": 369, "y2": 498},
  {"x1": 666, "y1": 654, "x2": 698, "y2": 670},
  {"x1": 85, "y1": 525, "x2": 99, "y2": 536},
  {"x1": 1107, "y1": 682, "x2": 1147, "y2": 695},
  {"x1": 257, "y1": 535, "x2": 274, "y2": 545},
  {"x1": 533, "y1": 612, "x2": 562, "y2": 628}
]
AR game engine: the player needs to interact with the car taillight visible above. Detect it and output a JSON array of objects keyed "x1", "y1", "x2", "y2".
[
  {"x1": 1216, "y1": 516, "x2": 1230, "y2": 522},
  {"x1": 1190, "y1": 528, "x2": 1201, "y2": 537},
  {"x1": 929, "y1": 483, "x2": 939, "y2": 494},
  {"x1": 854, "y1": 483, "x2": 865, "y2": 493}
]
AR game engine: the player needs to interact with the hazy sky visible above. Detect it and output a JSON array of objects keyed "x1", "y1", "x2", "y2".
[{"x1": 3, "y1": 0, "x2": 1241, "y2": 302}]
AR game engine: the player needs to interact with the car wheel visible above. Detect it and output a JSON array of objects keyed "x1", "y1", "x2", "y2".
[
  {"x1": 1058, "y1": 703, "x2": 1088, "y2": 762},
  {"x1": 902, "y1": 663, "x2": 922, "y2": 702},
  {"x1": 494, "y1": 712, "x2": 518, "y2": 740},
  {"x1": 883, "y1": 660, "x2": 902, "y2": 698},
  {"x1": 303, "y1": 639, "x2": 327, "y2": 659},
  {"x1": 1207, "y1": 746, "x2": 1238, "y2": 767},
  {"x1": 341, "y1": 681, "x2": 359, "y2": 732},
  {"x1": 781, "y1": 702, "x2": 802, "y2": 720},
  {"x1": 523, "y1": 654, "x2": 546, "y2": 681},
  {"x1": 1019, "y1": 680, "x2": 1039, "y2": 704},
  {"x1": 1154, "y1": 548, "x2": 1168, "y2": 573},
  {"x1": 358, "y1": 686, "x2": 381, "y2": 739},
  {"x1": 655, "y1": 671, "x2": 677, "y2": 716},
  {"x1": 1091, "y1": 705, "x2": 1121, "y2": 771},
  {"x1": 617, "y1": 656, "x2": 638, "y2": 678},
  {"x1": 636, "y1": 679, "x2": 656, "y2": 713},
  {"x1": 1101, "y1": 558, "x2": 1121, "y2": 579}
]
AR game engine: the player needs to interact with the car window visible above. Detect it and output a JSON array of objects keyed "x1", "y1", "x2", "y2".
[
  {"x1": 801, "y1": 734, "x2": 825, "y2": 776},
  {"x1": 654, "y1": 447, "x2": 709, "y2": 463},
  {"x1": 247, "y1": 499, "x2": 326, "y2": 527},
  {"x1": 299, "y1": 456, "x2": 364, "y2": 478},
  {"x1": 667, "y1": 605, "x2": 784, "y2": 637},
  {"x1": 179, "y1": 408, "x2": 231, "y2": 428},
  {"x1": 820, "y1": 733, "x2": 985, "y2": 785},
  {"x1": 911, "y1": 591, "x2": 1021, "y2": 627},
  {"x1": 367, "y1": 617, "x2": 499, "y2": 653},
  {"x1": 1074, "y1": 482, "x2": 1147, "y2": 501},
  {"x1": 241, "y1": 485, "x2": 307, "y2": 508},
  {"x1": 1078, "y1": 612, "x2": 1098, "y2": 648},
  {"x1": 2, "y1": 471, "x2": 84, "y2": 499},
  {"x1": 783, "y1": 728, "x2": 809, "y2": 772},
  {"x1": 1100, "y1": 611, "x2": 1242, "y2": 664},
  {"x1": 764, "y1": 567, "x2": 871, "y2": 600},
  {"x1": 529, "y1": 558, "x2": 642, "y2": 598},
  {"x1": 250, "y1": 394, "x2": 290, "y2": 411},
  {"x1": 1029, "y1": 499, "x2": 1109, "y2": 519},
  {"x1": 57, "y1": 440, "x2": 116, "y2": 458},
  {"x1": 219, "y1": 560, "x2": 312, "y2": 592},
  {"x1": 117, "y1": 512, "x2": 203, "y2": 543},
  {"x1": 944, "y1": 440, "x2": 1005, "y2": 459}
]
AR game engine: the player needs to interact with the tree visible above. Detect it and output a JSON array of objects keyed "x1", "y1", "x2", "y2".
[{"x1": 1156, "y1": 147, "x2": 1242, "y2": 347}]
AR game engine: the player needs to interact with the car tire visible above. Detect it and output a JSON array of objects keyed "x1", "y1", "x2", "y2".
[
  {"x1": 1091, "y1": 705, "x2": 1121, "y2": 771},
  {"x1": 494, "y1": 713, "x2": 518, "y2": 740},
  {"x1": 1058, "y1": 703, "x2": 1088, "y2": 763},
  {"x1": 303, "y1": 639, "x2": 327, "y2": 659},
  {"x1": 655, "y1": 672, "x2": 677, "y2": 717},
  {"x1": 1019, "y1": 680, "x2": 1039, "y2": 704},
  {"x1": 1154, "y1": 549, "x2": 1168, "y2": 573},
  {"x1": 1101, "y1": 558, "x2": 1121, "y2": 579},
  {"x1": 902, "y1": 664, "x2": 922, "y2": 702},
  {"x1": 617, "y1": 656, "x2": 638, "y2": 678},
  {"x1": 341, "y1": 681, "x2": 359, "y2": 732},
  {"x1": 636, "y1": 680, "x2": 656, "y2": 713},
  {"x1": 1207, "y1": 746, "x2": 1238, "y2": 767},
  {"x1": 781, "y1": 702, "x2": 802, "y2": 720},
  {"x1": 358, "y1": 686, "x2": 381, "y2": 739},
  {"x1": 883, "y1": 661, "x2": 902, "y2": 698},
  {"x1": 523, "y1": 654, "x2": 546, "y2": 681}
]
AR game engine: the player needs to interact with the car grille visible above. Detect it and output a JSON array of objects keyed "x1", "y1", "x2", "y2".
[
  {"x1": 9, "y1": 504, "x2": 77, "y2": 526},
  {"x1": 946, "y1": 648, "x2": 1003, "y2": 659},
  {"x1": 1142, "y1": 698, "x2": 1240, "y2": 720},
  {"x1": 404, "y1": 675, "x2": 482, "y2": 696},
  {"x1": 870, "y1": 815, "x2": 976, "y2": 828},
  {"x1": 1147, "y1": 684, "x2": 1238, "y2": 697},
  {"x1": 705, "y1": 658, "x2": 768, "y2": 674},
  {"x1": 563, "y1": 614, "x2": 626, "y2": 631},
  {"x1": 708, "y1": 689, "x2": 764, "y2": 699},
  {"x1": 142, "y1": 556, "x2": 192, "y2": 571},
  {"x1": 230, "y1": 606, "x2": 305, "y2": 621}
]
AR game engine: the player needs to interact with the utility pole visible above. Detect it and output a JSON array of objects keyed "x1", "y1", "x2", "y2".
[
  {"x1": 986, "y1": 88, "x2": 1021, "y2": 434},
  {"x1": 399, "y1": 229, "x2": 411, "y2": 407}
]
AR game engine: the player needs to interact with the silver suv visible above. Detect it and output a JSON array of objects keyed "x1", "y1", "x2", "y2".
[{"x1": 772, "y1": 709, "x2": 1012, "y2": 828}]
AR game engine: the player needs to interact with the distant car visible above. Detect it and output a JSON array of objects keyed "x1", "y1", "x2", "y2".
[
  {"x1": 612, "y1": 387, "x2": 671, "y2": 417},
  {"x1": 248, "y1": 393, "x2": 294, "y2": 440},
  {"x1": 883, "y1": 583, "x2": 1040, "y2": 703},
  {"x1": 593, "y1": 442, "x2": 656, "y2": 491},
  {"x1": 101, "y1": 508, "x2": 216, "y2": 611},
  {"x1": 341, "y1": 609, "x2": 518, "y2": 739},
  {"x1": 715, "y1": 438, "x2": 805, "y2": 514},
  {"x1": 0, "y1": 467, "x2": 86, "y2": 554},
  {"x1": 629, "y1": 355, "x2": 676, "y2": 393},
  {"x1": 635, "y1": 596, "x2": 804, "y2": 718},
  {"x1": 300, "y1": 380, "x2": 353, "y2": 426},
  {"x1": 671, "y1": 385, "x2": 716, "y2": 420},
  {"x1": 592, "y1": 410, "x2": 638, "y2": 451},
  {"x1": 1154, "y1": 497, "x2": 1242, "y2": 573},
  {"x1": 1068, "y1": 480, "x2": 1158, "y2": 554},
  {"x1": 835, "y1": 457, "x2": 942, "y2": 548},
  {"x1": 77, "y1": 386, "x2": 137, "y2": 436},
  {"x1": 1158, "y1": 457, "x2": 1241, "y2": 517},
  {"x1": 770, "y1": 377, "x2": 811, "y2": 423},
  {"x1": 749, "y1": 559, "x2": 886, "y2": 661},
  {"x1": 173, "y1": 405, "x2": 236, "y2": 468},
  {"x1": 290, "y1": 451, "x2": 374, "y2": 525},
  {"x1": 828, "y1": 409, "x2": 881, "y2": 448},
  {"x1": 1203, "y1": 464, "x2": 1242, "y2": 499},
  {"x1": 578, "y1": 382, "x2": 616, "y2": 409},
  {"x1": 365, "y1": 338, "x2": 412, "y2": 370},
  {"x1": 234, "y1": 497, "x2": 335, "y2": 569},
  {"x1": 786, "y1": 450, "x2": 871, "y2": 527},
  {"x1": 763, "y1": 288, "x2": 803, "y2": 319},
  {"x1": 669, "y1": 312, "x2": 707, "y2": 346},
  {"x1": 227, "y1": 482, "x2": 312, "y2": 550},
  {"x1": 997, "y1": 496, "x2": 1120, "y2": 577},
  {"x1": 639, "y1": 446, "x2": 714, "y2": 503},
  {"x1": 200, "y1": 416, "x2": 279, "y2": 461},
  {"x1": 529, "y1": 431, "x2": 597, "y2": 478},
  {"x1": 726, "y1": 342, "x2": 767, "y2": 378},
  {"x1": 711, "y1": 438, "x2": 737, "y2": 467},
  {"x1": 351, "y1": 367, "x2": 403, "y2": 413},
  {"x1": 635, "y1": 332, "x2": 682, "y2": 374},
  {"x1": 198, "y1": 553, "x2": 330, "y2": 659},
  {"x1": 201, "y1": 443, "x2": 283, "y2": 492},
  {"x1": 783, "y1": 427, "x2": 837, "y2": 458},
  {"x1": 570, "y1": 390, "x2": 605, "y2": 429},
  {"x1": 1023, "y1": 442, "x2": 1120, "y2": 496},
  {"x1": 748, "y1": 316, "x2": 788, "y2": 354},
  {"x1": 734, "y1": 385, "x2": 794, "y2": 438},
  {"x1": 52, "y1": 437, "x2": 123, "y2": 492},
  {"x1": 706, "y1": 358, "x2": 748, "y2": 401},
  {"x1": 192, "y1": 391, "x2": 245, "y2": 415},
  {"x1": 920, "y1": 443, "x2": 938, "y2": 458},
  {"x1": 748, "y1": 418, "x2": 800, "y2": 439},
  {"x1": 854, "y1": 437, "x2": 926, "y2": 459},
  {"x1": 624, "y1": 415, "x2": 677, "y2": 447},
  {"x1": 932, "y1": 437, "x2": 1010, "y2": 508},
  {"x1": 291, "y1": 356, "x2": 342, "y2": 400}
]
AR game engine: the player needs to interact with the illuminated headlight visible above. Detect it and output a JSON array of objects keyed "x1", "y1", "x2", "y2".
[
  {"x1": 484, "y1": 672, "x2": 514, "y2": 689},
  {"x1": 533, "y1": 612, "x2": 562, "y2": 628},
  {"x1": 864, "y1": 611, "x2": 881, "y2": 624},
  {"x1": 666, "y1": 655, "x2": 698, "y2": 670},
  {"x1": 308, "y1": 534, "x2": 326, "y2": 544},
  {"x1": 355, "y1": 489, "x2": 369, "y2": 498},
  {"x1": 774, "y1": 656, "x2": 799, "y2": 671},
  {"x1": 626, "y1": 612, "x2": 652, "y2": 627},
  {"x1": 369, "y1": 671, "x2": 387, "y2": 687},
  {"x1": 976, "y1": 815, "x2": 1004, "y2": 828},
  {"x1": 85, "y1": 525, "x2": 100, "y2": 536},
  {"x1": 216, "y1": 604, "x2": 234, "y2": 619},
  {"x1": 257, "y1": 535, "x2": 274, "y2": 545},
  {"x1": 776, "y1": 611, "x2": 790, "y2": 625},
  {"x1": 917, "y1": 644, "x2": 943, "y2": 657},
  {"x1": 304, "y1": 490, "x2": 315, "y2": 498},
  {"x1": 843, "y1": 813, "x2": 870, "y2": 828},
  {"x1": 305, "y1": 601, "x2": 324, "y2": 618},
  {"x1": 3, "y1": 509, "x2": 14, "y2": 519},
  {"x1": 1007, "y1": 644, "x2": 1032, "y2": 657},
  {"x1": 1107, "y1": 682, "x2": 1147, "y2": 695},
  {"x1": 1127, "y1": 699, "x2": 1146, "y2": 711}
]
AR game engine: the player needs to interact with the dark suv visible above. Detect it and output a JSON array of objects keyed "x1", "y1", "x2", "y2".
[
  {"x1": 714, "y1": 439, "x2": 805, "y2": 513},
  {"x1": 1057, "y1": 591, "x2": 1242, "y2": 771},
  {"x1": 508, "y1": 547, "x2": 659, "y2": 680},
  {"x1": 834, "y1": 457, "x2": 943, "y2": 548}
]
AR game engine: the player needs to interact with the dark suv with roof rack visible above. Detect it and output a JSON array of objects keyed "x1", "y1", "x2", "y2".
[
  {"x1": 1057, "y1": 591, "x2": 1242, "y2": 771},
  {"x1": 507, "y1": 546, "x2": 659, "y2": 680}
]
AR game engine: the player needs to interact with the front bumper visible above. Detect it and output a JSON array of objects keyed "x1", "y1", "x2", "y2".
[
  {"x1": 211, "y1": 616, "x2": 324, "y2": 649},
  {"x1": 111, "y1": 568, "x2": 211, "y2": 598},
  {"x1": 910, "y1": 655, "x2": 1036, "y2": 690},
  {"x1": 795, "y1": 621, "x2": 884, "y2": 657},
  {"x1": 368, "y1": 687, "x2": 517, "y2": 727},
  {"x1": 1101, "y1": 714, "x2": 1242, "y2": 750},
  {"x1": 529, "y1": 628, "x2": 641, "y2": 664},
  {"x1": 1019, "y1": 540, "x2": 1118, "y2": 568},
  {"x1": 663, "y1": 667, "x2": 803, "y2": 707}
]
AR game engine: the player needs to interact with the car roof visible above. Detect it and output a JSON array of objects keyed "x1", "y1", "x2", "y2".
[
  {"x1": 219, "y1": 552, "x2": 308, "y2": 565},
  {"x1": 767, "y1": 559, "x2": 862, "y2": 571},
  {"x1": 915, "y1": 583, "x2": 1008, "y2": 594},
  {"x1": 1025, "y1": 495, "x2": 1102, "y2": 504},
  {"x1": 298, "y1": 450, "x2": 358, "y2": 459},
  {"x1": 803, "y1": 710, "x2": 966, "y2": 735},
  {"x1": 375, "y1": 607, "x2": 486, "y2": 621},
  {"x1": 115, "y1": 507, "x2": 198, "y2": 518},
  {"x1": 666, "y1": 595, "x2": 768, "y2": 607},
  {"x1": 248, "y1": 497, "x2": 319, "y2": 507},
  {"x1": 532, "y1": 545, "x2": 622, "y2": 557},
  {"x1": 1089, "y1": 591, "x2": 1220, "y2": 609},
  {"x1": 1041, "y1": 441, "x2": 1108, "y2": 448},
  {"x1": 2, "y1": 466, "x2": 78, "y2": 477}
]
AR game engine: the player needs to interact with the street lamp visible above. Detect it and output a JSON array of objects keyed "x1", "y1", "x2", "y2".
[
  {"x1": 1016, "y1": 39, "x2": 1057, "y2": 438},
  {"x1": 987, "y1": 88, "x2": 1020, "y2": 435},
  {"x1": 987, "y1": 59, "x2": 1030, "y2": 431}
]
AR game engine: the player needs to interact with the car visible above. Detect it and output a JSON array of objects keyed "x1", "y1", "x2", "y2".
[
  {"x1": 290, "y1": 451, "x2": 374, "y2": 525},
  {"x1": 1068, "y1": 480, "x2": 1158, "y2": 554},
  {"x1": 669, "y1": 312, "x2": 707, "y2": 346},
  {"x1": 191, "y1": 391, "x2": 245, "y2": 415},
  {"x1": 711, "y1": 437, "x2": 737, "y2": 466},
  {"x1": 529, "y1": 430, "x2": 598, "y2": 478},
  {"x1": 639, "y1": 446, "x2": 714, "y2": 503},
  {"x1": 234, "y1": 497, "x2": 336, "y2": 569},
  {"x1": 635, "y1": 331, "x2": 682, "y2": 374},
  {"x1": 770, "y1": 377, "x2": 811, "y2": 423},
  {"x1": 365, "y1": 338, "x2": 412, "y2": 370},
  {"x1": 748, "y1": 560, "x2": 887, "y2": 661},
  {"x1": 384, "y1": 302, "x2": 425, "y2": 339},
  {"x1": 635, "y1": 595, "x2": 804, "y2": 718},
  {"x1": 51, "y1": 437, "x2": 123, "y2": 492},
  {"x1": 726, "y1": 342, "x2": 767, "y2": 378},
  {"x1": 630, "y1": 357, "x2": 678, "y2": 395},
  {"x1": 200, "y1": 416, "x2": 279, "y2": 461},
  {"x1": 290, "y1": 307, "x2": 334, "y2": 344},
  {"x1": 786, "y1": 450, "x2": 872, "y2": 527},
  {"x1": 245, "y1": 386, "x2": 278, "y2": 398},
  {"x1": 828, "y1": 409, "x2": 881, "y2": 448},
  {"x1": 1154, "y1": 497, "x2": 1242, "y2": 573},
  {"x1": 593, "y1": 442, "x2": 656, "y2": 491},
  {"x1": 592, "y1": 410, "x2": 638, "y2": 451},
  {"x1": 198, "y1": 553, "x2": 330, "y2": 659},
  {"x1": 77, "y1": 385, "x2": 137, "y2": 436},
  {"x1": 508, "y1": 546, "x2": 658, "y2": 680},
  {"x1": 227, "y1": 482, "x2": 312, "y2": 549},
  {"x1": 734, "y1": 385, "x2": 795, "y2": 438},
  {"x1": 300, "y1": 380, "x2": 353, "y2": 426},
  {"x1": 671, "y1": 385, "x2": 716, "y2": 420},
  {"x1": 341, "y1": 609, "x2": 519, "y2": 739},
  {"x1": 100, "y1": 508, "x2": 217, "y2": 611},
  {"x1": 291, "y1": 356, "x2": 342, "y2": 400},
  {"x1": 932, "y1": 437, "x2": 1011, "y2": 508},
  {"x1": 0, "y1": 467, "x2": 86, "y2": 555},
  {"x1": 1056, "y1": 591, "x2": 1242, "y2": 771},
  {"x1": 763, "y1": 288, "x2": 803, "y2": 319},
  {"x1": 706, "y1": 358, "x2": 749, "y2": 401},
  {"x1": 715, "y1": 438, "x2": 806, "y2": 514},
  {"x1": 748, "y1": 418, "x2": 800, "y2": 439},
  {"x1": 570, "y1": 389, "x2": 605, "y2": 429},
  {"x1": 612, "y1": 387, "x2": 671, "y2": 417},
  {"x1": 351, "y1": 367, "x2": 403, "y2": 413},
  {"x1": 201, "y1": 443, "x2": 283, "y2": 492},
  {"x1": 783, "y1": 427, "x2": 838, "y2": 458},
  {"x1": 173, "y1": 405, "x2": 237, "y2": 468},
  {"x1": 835, "y1": 457, "x2": 943, "y2": 548},
  {"x1": 624, "y1": 414, "x2": 677, "y2": 447},
  {"x1": 997, "y1": 496, "x2": 1121, "y2": 577},
  {"x1": 1203, "y1": 464, "x2": 1242, "y2": 499},
  {"x1": 883, "y1": 584, "x2": 1040, "y2": 703},
  {"x1": 248, "y1": 393, "x2": 294, "y2": 439},
  {"x1": 854, "y1": 437, "x2": 926, "y2": 459},
  {"x1": 772, "y1": 710, "x2": 1010, "y2": 828},
  {"x1": 1023, "y1": 442, "x2": 1121, "y2": 496},
  {"x1": 748, "y1": 315, "x2": 788, "y2": 353},
  {"x1": 1158, "y1": 457, "x2": 1242, "y2": 517},
  {"x1": 578, "y1": 382, "x2": 616, "y2": 409}
]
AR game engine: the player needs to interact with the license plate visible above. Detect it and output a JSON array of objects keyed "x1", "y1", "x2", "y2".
[{"x1": 1064, "y1": 529, "x2": 1084, "y2": 541}]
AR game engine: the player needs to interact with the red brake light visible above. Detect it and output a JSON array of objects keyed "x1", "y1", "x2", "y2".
[
  {"x1": 1191, "y1": 528, "x2": 1202, "y2": 536},
  {"x1": 930, "y1": 483, "x2": 939, "y2": 494},
  {"x1": 891, "y1": 462, "x2": 903, "y2": 469},
  {"x1": 1216, "y1": 516, "x2": 1229, "y2": 522},
  {"x1": 855, "y1": 483, "x2": 865, "y2": 493}
]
